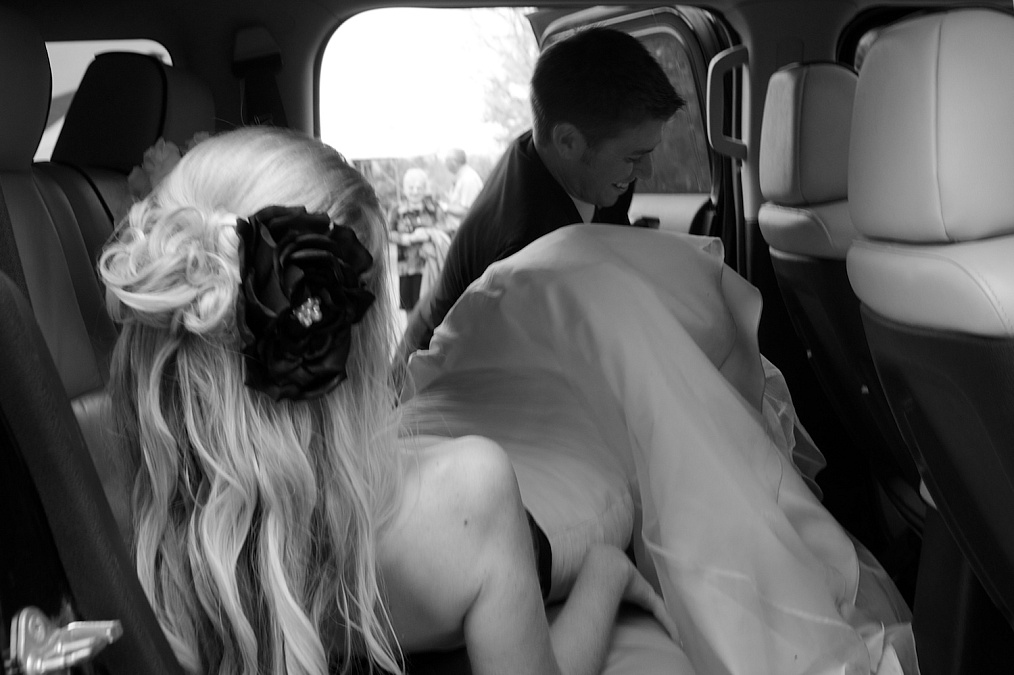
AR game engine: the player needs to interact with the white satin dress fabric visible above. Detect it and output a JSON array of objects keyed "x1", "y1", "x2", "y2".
[{"x1": 404, "y1": 224, "x2": 919, "y2": 675}]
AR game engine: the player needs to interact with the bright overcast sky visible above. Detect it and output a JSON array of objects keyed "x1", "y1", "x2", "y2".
[{"x1": 321, "y1": 8, "x2": 529, "y2": 160}]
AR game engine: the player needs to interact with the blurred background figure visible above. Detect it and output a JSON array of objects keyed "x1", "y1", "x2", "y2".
[
  {"x1": 441, "y1": 147, "x2": 484, "y2": 234},
  {"x1": 389, "y1": 167, "x2": 450, "y2": 310}
]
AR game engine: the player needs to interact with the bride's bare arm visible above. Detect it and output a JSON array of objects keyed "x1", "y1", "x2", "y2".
[
  {"x1": 444, "y1": 439, "x2": 672, "y2": 675},
  {"x1": 382, "y1": 435, "x2": 673, "y2": 674}
]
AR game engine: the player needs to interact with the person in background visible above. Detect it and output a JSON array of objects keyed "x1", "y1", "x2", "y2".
[
  {"x1": 388, "y1": 167, "x2": 449, "y2": 311},
  {"x1": 99, "y1": 126, "x2": 673, "y2": 675},
  {"x1": 398, "y1": 28, "x2": 685, "y2": 359},
  {"x1": 440, "y1": 147, "x2": 484, "y2": 234}
]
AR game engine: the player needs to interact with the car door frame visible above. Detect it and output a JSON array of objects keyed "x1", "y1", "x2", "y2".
[{"x1": 527, "y1": 6, "x2": 741, "y2": 250}]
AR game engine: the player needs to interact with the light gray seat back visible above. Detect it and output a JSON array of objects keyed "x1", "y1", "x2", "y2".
[
  {"x1": 759, "y1": 62, "x2": 859, "y2": 259},
  {"x1": 848, "y1": 8, "x2": 1014, "y2": 632},
  {"x1": 758, "y1": 62, "x2": 923, "y2": 533}
]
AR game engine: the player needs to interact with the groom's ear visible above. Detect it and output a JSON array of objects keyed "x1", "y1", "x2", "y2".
[{"x1": 551, "y1": 123, "x2": 588, "y2": 161}]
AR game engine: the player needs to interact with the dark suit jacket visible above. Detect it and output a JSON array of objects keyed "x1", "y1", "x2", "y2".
[{"x1": 403, "y1": 130, "x2": 633, "y2": 352}]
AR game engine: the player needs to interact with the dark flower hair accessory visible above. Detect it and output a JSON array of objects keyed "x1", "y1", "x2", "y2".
[{"x1": 236, "y1": 205, "x2": 375, "y2": 401}]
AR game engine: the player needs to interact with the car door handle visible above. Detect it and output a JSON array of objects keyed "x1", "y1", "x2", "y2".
[
  {"x1": 706, "y1": 44, "x2": 749, "y2": 161},
  {"x1": 6, "y1": 606, "x2": 121, "y2": 675}
]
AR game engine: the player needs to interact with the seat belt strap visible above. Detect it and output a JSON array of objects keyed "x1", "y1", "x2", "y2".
[{"x1": 0, "y1": 183, "x2": 31, "y2": 307}]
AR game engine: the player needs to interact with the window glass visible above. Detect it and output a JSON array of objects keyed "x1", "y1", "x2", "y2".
[
  {"x1": 37, "y1": 40, "x2": 171, "y2": 161},
  {"x1": 321, "y1": 6, "x2": 711, "y2": 210},
  {"x1": 322, "y1": 8, "x2": 536, "y2": 214},
  {"x1": 636, "y1": 31, "x2": 711, "y2": 193}
]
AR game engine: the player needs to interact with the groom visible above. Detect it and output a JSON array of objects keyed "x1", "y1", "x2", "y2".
[{"x1": 398, "y1": 27, "x2": 685, "y2": 359}]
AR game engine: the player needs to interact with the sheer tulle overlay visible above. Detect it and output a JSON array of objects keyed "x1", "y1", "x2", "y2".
[{"x1": 404, "y1": 225, "x2": 919, "y2": 675}]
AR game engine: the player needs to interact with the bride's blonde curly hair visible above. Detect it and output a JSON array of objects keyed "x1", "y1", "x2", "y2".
[{"x1": 99, "y1": 127, "x2": 404, "y2": 675}]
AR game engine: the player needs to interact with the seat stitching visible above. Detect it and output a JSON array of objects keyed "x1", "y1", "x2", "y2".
[{"x1": 932, "y1": 19, "x2": 946, "y2": 238}]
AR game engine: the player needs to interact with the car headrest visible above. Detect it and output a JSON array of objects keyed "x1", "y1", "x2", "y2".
[
  {"x1": 0, "y1": 5, "x2": 50, "y2": 170},
  {"x1": 759, "y1": 63, "x2": 857, "y2": 206},
  {"x1": 849, "y1": 9, "x2": 1014, "y2": 244},
  {"x1": 51, "y1": 52, "x2": 216, "y2": 173}
]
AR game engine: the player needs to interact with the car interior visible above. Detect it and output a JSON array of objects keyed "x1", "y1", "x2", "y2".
[{"x1": 0, "y1": 0, "x2": 1012, "y2": 673}]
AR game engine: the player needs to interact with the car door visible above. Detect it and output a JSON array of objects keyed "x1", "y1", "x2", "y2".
[{"x1": 528, "y1": 6, "x2": 739, "y2": 249}]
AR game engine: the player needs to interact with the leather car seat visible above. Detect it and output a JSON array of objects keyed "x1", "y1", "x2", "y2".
[
  {"x1": 848, "y1": 8, "x2": 1014, "y2": 669},
  {"x1": 0, "y1": 5, "x2": 111, "y2": 409},
  {"x1": 30, "y1": 47, "x2": 212, "y2": 544},
  {"x1": 0, "y1": 5, "x2": 130, "y2": 538},
  {"x1": 758, "y1": 62, "x2": 924, "y2": 533},
  {"x1": 38, "y1": 51, "x2": 217, "y2": 262}
]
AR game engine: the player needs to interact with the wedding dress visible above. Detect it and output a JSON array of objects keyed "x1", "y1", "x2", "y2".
[{"x1": 403, "y1": 224, "x2": 919, "y2": 675}]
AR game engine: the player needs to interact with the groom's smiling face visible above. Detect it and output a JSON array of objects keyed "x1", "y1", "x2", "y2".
[{"x1": 563, "y1": 117, "x2": 665, "y2": 209}]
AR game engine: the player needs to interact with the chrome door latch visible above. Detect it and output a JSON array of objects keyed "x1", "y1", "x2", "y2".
[{"x1": 5, "y1": 606, "x2": 121, "y2": 675}]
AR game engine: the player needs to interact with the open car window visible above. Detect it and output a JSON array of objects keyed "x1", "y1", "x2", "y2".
[
  {"x1": 321, "y1": 6, "x2": 720, "y2": 234},
  {"x1": 321, "y1": 8, "x2": 538, "y2": 216}
]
